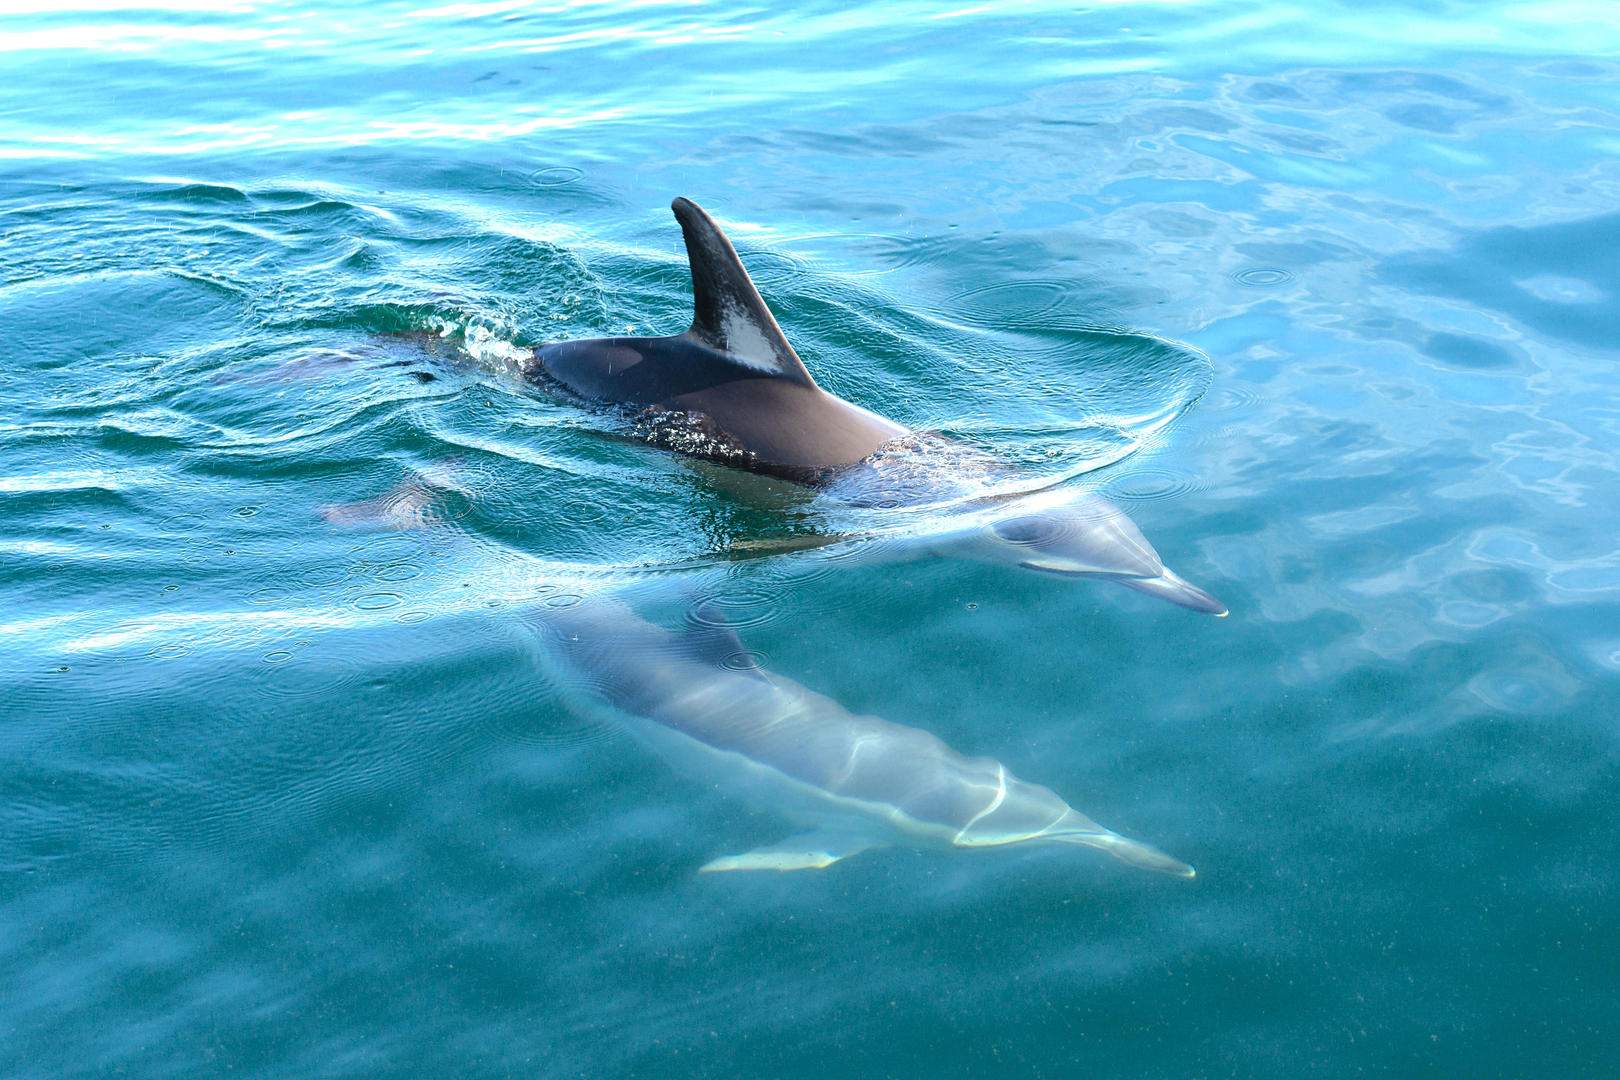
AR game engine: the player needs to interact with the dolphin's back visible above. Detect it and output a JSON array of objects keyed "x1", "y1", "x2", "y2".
[
  {"x1": 531, "y1": 335, "x2": 904, "y2": 477},
  {"x1": 530, "y1": 197, "x2": 906, "y2": 480},
  {"x1": 693, "y1": 684, "x2": 1006, "y2": 833}
]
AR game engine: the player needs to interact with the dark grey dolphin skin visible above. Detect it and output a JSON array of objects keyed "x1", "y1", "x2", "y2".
[
  {"x1": 530, "y1": 198, "x2": 904, "y2": 482},
  {"x1": 530, "y1": 198, "x2": 1226, "y2": 614}
]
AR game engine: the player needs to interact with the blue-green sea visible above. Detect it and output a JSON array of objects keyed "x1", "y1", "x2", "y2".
[{"x1": 4, "y1": 2, "x2": 1619, "y2": 1076}]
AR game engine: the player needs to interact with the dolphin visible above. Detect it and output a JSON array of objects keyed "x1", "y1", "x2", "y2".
[
  {"x1": 526, "y1": 198, "x2": 1226, "y2": 615},
  {"x1": 530, "y1": 595, "x2": 1194, "y2": 878}
]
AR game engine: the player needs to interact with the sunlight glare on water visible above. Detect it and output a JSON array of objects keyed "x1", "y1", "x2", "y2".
[{"x1": 2, "y1": 1, "x2": 1618, "y2": 1077}]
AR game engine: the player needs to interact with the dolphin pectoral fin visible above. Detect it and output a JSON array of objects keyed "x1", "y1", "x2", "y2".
[
  {"x1": 1112, "y1": 568, "x2": 1228, "y2": 617},
  {"x1": 698, "y1": 832, "x2": 880, "y2": 873}
]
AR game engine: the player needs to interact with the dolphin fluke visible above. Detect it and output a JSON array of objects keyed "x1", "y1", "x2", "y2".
[{"x1": 671, "y1": 196, "x2": 816, "y2": 385}]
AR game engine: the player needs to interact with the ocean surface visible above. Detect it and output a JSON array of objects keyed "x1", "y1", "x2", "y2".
[{"x1": 4, "y1": 1, "x2": 1618, "y2": 1076}]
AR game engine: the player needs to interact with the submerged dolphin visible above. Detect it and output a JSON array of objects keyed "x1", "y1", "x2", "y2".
[
  {"x1": 527, "y1": 198, "x2": 1225, "y2": 615},
  {"x1": 531, "y1": 595, "x2": 1194, "y2": 877}
]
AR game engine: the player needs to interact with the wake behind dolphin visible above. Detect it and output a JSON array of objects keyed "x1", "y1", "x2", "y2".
[
  {"x1": 526, "y1": 198, "x2": 1226, "y2": 615},
  {"x1": 530, "y1": 595, "x2": 1194, "y2": 878}
]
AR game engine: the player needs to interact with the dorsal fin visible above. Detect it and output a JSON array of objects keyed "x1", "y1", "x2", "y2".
[{"x1": 671, "y1": 196, "x2": 817, "y2": 387}]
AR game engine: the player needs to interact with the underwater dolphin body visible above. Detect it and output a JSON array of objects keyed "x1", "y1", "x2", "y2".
[
  {"x1": 527, "y1": 197, "x2": 1226, "y2": 615},
  {"x1": 532, "y1": 596, "x2": 1194, "y2": 877}
]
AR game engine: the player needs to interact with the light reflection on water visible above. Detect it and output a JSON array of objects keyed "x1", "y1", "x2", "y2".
[{"x1": 2, "y1": 1, "x2": 1619, "y2": 1077}]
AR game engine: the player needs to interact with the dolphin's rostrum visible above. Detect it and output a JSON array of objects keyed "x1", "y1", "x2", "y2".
[
  {"x1": 529, "y1": 198, "x2": 1226, "y2": 615},
  {"x1": 532, "y1": 596, "x2": 1194, "y2": 878}
]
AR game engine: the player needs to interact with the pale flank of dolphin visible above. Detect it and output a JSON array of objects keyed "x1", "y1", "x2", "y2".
[
  {"x1": 529, "y1": 596, "x2": 1195, "y2": 878},
  {"x1": 522, "y1": 197, "x2": 1227, "y2": 616}
]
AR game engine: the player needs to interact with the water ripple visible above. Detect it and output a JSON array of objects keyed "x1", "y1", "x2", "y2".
[{"x1": 6, "y1": 5, "x2": 1619, "y2": 1075}]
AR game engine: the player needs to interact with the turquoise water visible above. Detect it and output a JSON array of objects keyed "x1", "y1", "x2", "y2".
[{"x1": 5, "y1": 1, "x2": 1620, "y2": 1075}]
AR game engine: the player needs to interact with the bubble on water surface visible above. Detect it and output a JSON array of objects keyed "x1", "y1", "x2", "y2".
[
  {"x1": 159, "y1": 513, "x2": 208, "y2": 535},
  {"x1": 249, "y1": 586, "x2": 291, "y2": 605},
  {"x1": 298, "y1": 565, "x2": 348, "y2": 589},
  {"x1": 721, "y1": 649, "x2": 769, "y2": 672},
  {"x1": 733, "y1": 248, "x2": 807, "y2": 289},
  {"x1": 529, "y1": 166, "x2": 584, "y2": 187},
  {"x1": 1233, "y1": 267, "x2": 1296, "y2": 287},
  {"x1": 1199, "y1": 384, "x2": 1265, "y2": 414},
  {"x1": 686, "y1": 588, "x2": 781, "y2": 630},
  {"x1": 348, "y1": 532, "x2": 427, "y2": 563},
  {"x1": 1106, "y1": 466, "x2": 1207, "y2": 502},
  {"x1": 246, "y1": 647, "x2": 366, "y2": 700},
  {"x1": 946, "y1": 279, "x2": 1075, "y2": 325}
]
